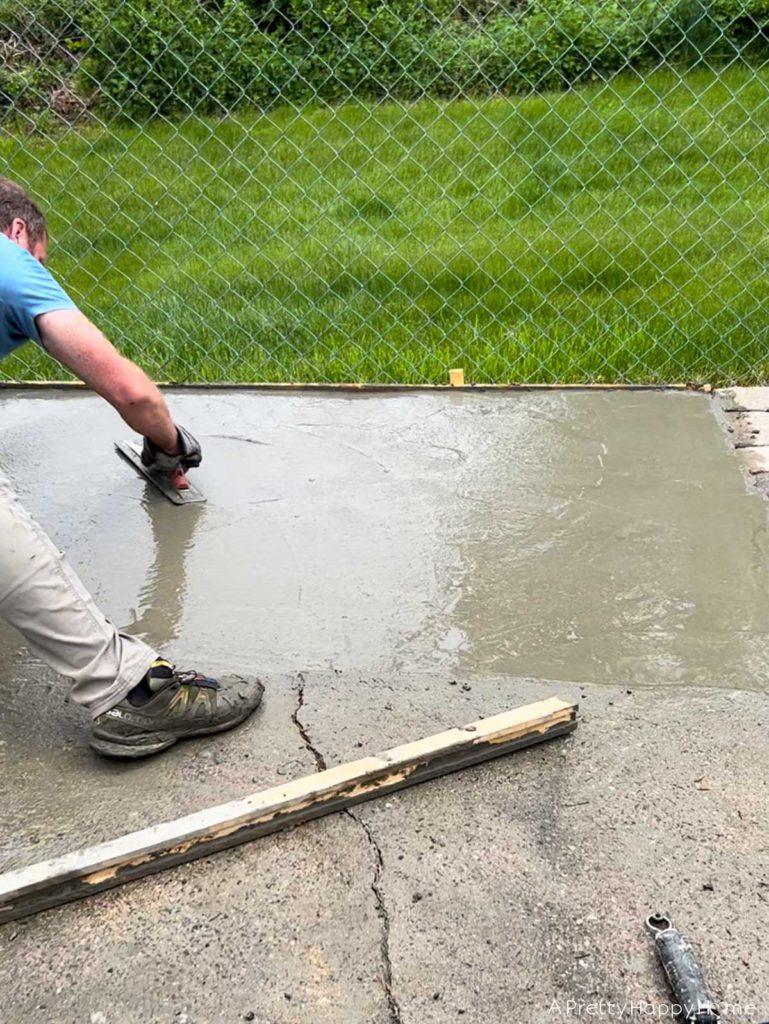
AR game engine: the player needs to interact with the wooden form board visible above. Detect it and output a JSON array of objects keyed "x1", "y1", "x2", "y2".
[
  {"x1": 0, "y1": 697, "x2": 577, "y2": 924},
  {"x1": 0, "y1": 381, "x2": 690, "y2": 393}
]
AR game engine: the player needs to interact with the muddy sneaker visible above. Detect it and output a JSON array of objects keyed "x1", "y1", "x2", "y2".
[{"x1": 90, "y1": 658, "x2": 264, "y2": 759}]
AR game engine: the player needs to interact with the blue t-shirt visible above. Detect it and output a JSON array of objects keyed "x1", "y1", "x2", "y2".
[{"x1": 0, "y1": 234, "x2": 77, "y2": 358}]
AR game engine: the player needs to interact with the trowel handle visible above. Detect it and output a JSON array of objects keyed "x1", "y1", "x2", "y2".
[
  {"x1": 169, "y1": 467, "x2": 190, "y2": 490},
  {"x1": 646, "y1": 916, "x2": 719, "y2": 1023}
]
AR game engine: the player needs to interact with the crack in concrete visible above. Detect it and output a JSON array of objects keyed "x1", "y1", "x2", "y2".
[
  {"x1": 346, "y1": 808, "x2": 403, "y2": 1024},
  {"x1": 289, "y1": 674, "x2": 402, "y2": 1024},
  {"x1": 291, "y1": 672, "x2": 327, "y2": 772},
  {"x1": 203, "y1": 432, "x2": 272, "y2": 446}
]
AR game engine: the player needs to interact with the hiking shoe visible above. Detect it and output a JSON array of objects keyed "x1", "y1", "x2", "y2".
[{"x1": 90, "y1": 658, "x2": 264, "y2": 759}]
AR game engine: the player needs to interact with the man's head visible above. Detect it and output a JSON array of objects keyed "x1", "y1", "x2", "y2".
[{"x1": 0, "y1": 179, "x2": 47, "y2": 264}]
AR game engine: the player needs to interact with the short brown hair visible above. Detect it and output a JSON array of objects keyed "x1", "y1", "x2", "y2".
[{"x1": 0, "y1": 179, "x2": 47, "y2": 246}]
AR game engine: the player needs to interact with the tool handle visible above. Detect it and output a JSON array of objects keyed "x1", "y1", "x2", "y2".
[
  {"x1": 647, "y1": 916, "x2": 719, "y2": 1023},
  {"x1": 169, "y1": 467, "x2": 189, "y2": 490}
]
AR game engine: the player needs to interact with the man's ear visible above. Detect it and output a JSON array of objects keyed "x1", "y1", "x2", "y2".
[{"x1": 7, "y1": 218, "x2": 28, "y2": 245}]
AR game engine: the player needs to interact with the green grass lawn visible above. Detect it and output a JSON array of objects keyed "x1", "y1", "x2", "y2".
[{"x1": 3, "y1": 62, "x2": 769, "y2": 384}]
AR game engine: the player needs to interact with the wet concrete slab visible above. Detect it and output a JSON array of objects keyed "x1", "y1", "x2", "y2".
[
  {"x1": 1, "y1": 389, "x2": 768, "y2": 1023},
  {"x1": 0, "y1": 388, "x2": 766, "y2": 693}
]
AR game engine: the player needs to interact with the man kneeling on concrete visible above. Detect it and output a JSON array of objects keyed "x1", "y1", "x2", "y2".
[{"x1": 0, "y1": 178, "x2": 263, "y2": 758}]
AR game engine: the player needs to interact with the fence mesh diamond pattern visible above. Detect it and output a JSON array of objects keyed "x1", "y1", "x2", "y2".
[{"x1": 2, "y1": 1, "x2": 769, "y2": 385}]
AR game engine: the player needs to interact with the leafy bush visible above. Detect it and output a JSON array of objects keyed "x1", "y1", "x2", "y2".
[
  {"x1": 3, "y1": 0, "x2": 769, "y2": 119},
  {"x1": 649, "y1": 0, "x2": 769, "y2": 59},
  {"x1": 79, "y1": 0, "x2": 289, "y2": 116},
  {"x1": 0, "y1": 0, "x2": 85, "y2": 112},
  {"x1": 390, "y1": 2, "x2": 666, "y2": 98},
  {"x1": 284, "y1": 3, "x2": 443, "y2": 101},
  {"x1": 424, "y1": 0, "x2": 769, "y2": 98}
]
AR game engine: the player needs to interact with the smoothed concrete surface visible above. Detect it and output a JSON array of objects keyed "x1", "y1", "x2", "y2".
[{"x1": 1, "y1": 389, "x2": 768, "y2": 1023}]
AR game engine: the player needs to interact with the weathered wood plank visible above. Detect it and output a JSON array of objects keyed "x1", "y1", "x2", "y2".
[
  {"x1": 0, "y1": 697, "x2": 578, "y2": 925},
  {"x1": 0, "y1": 381, "x2": 687, "y2": 392}
]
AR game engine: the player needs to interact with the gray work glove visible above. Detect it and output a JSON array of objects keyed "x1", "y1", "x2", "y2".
[{"x1": 141, "y1": 424, "x2": 202, "y2": 473}]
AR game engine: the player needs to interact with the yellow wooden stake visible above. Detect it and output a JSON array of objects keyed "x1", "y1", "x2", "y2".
[{"x1": 449, "y1": 368, "x2": 465, "y2": 387}]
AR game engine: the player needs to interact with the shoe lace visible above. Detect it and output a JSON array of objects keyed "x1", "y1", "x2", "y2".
[{"x1": 176, "y1": 670, "x2": 219, "y2": 691}]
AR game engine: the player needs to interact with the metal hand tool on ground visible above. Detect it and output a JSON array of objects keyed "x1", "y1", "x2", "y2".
[
  {"x1": 115, "y1": 440, "x2": 206, "y2": 504},
  {"x1": 646, "y1": 914, "x2": 768, "y2": 1024},
  {"x1": 646, "y1": 914, "x2": 720, "y2": 1023}
]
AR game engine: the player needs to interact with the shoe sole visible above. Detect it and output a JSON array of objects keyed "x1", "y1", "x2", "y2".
[{"x1": 90, "y1": 681, "x2": 265, "y2": 760}]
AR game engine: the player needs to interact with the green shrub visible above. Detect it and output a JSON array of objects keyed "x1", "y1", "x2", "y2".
[
  {"x1": 0, "y1": 0, "x2": 86, "y2": 112},
  {"x1": 648, "y1": 0, "x2": 769, "y2": 60},
  {"x1": 285, "y1": 4, "x2": 440, "y2": 101},
  {"x1": 3, "y1": 0, "x2": 769, "y2": 119},
  {"x1": 423, "y1": 0, "x2": 769, "y2": 99},
  {"x1": 79, "y1": 0, "x2": 289, "y2": 116},
  {"x1": 411, "y1": 1, "x2": 657, "y2": 97}
]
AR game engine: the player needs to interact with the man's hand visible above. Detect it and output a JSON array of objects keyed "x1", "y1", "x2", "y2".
[{"x1": 141, "y1": 425, "x2": 202, "y2": 473}]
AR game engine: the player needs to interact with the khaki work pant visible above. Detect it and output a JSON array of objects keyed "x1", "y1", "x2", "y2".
[{"x1": 0, "y1": 470, "x2": 157, "y2": 718}]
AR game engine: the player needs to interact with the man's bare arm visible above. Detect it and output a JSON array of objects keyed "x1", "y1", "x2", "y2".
[{"x1": 35, "y1": 308, "x2": 179, "y2": 453}]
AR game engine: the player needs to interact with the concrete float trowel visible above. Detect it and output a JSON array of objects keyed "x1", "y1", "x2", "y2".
[{"x1": 115, "y1": 440, "x2": 206, "y2": 505}]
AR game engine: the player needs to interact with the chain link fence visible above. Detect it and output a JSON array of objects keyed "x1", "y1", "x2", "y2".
[{"x1": 2, "y1": 1, "x2": 769, "y2": 384}]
